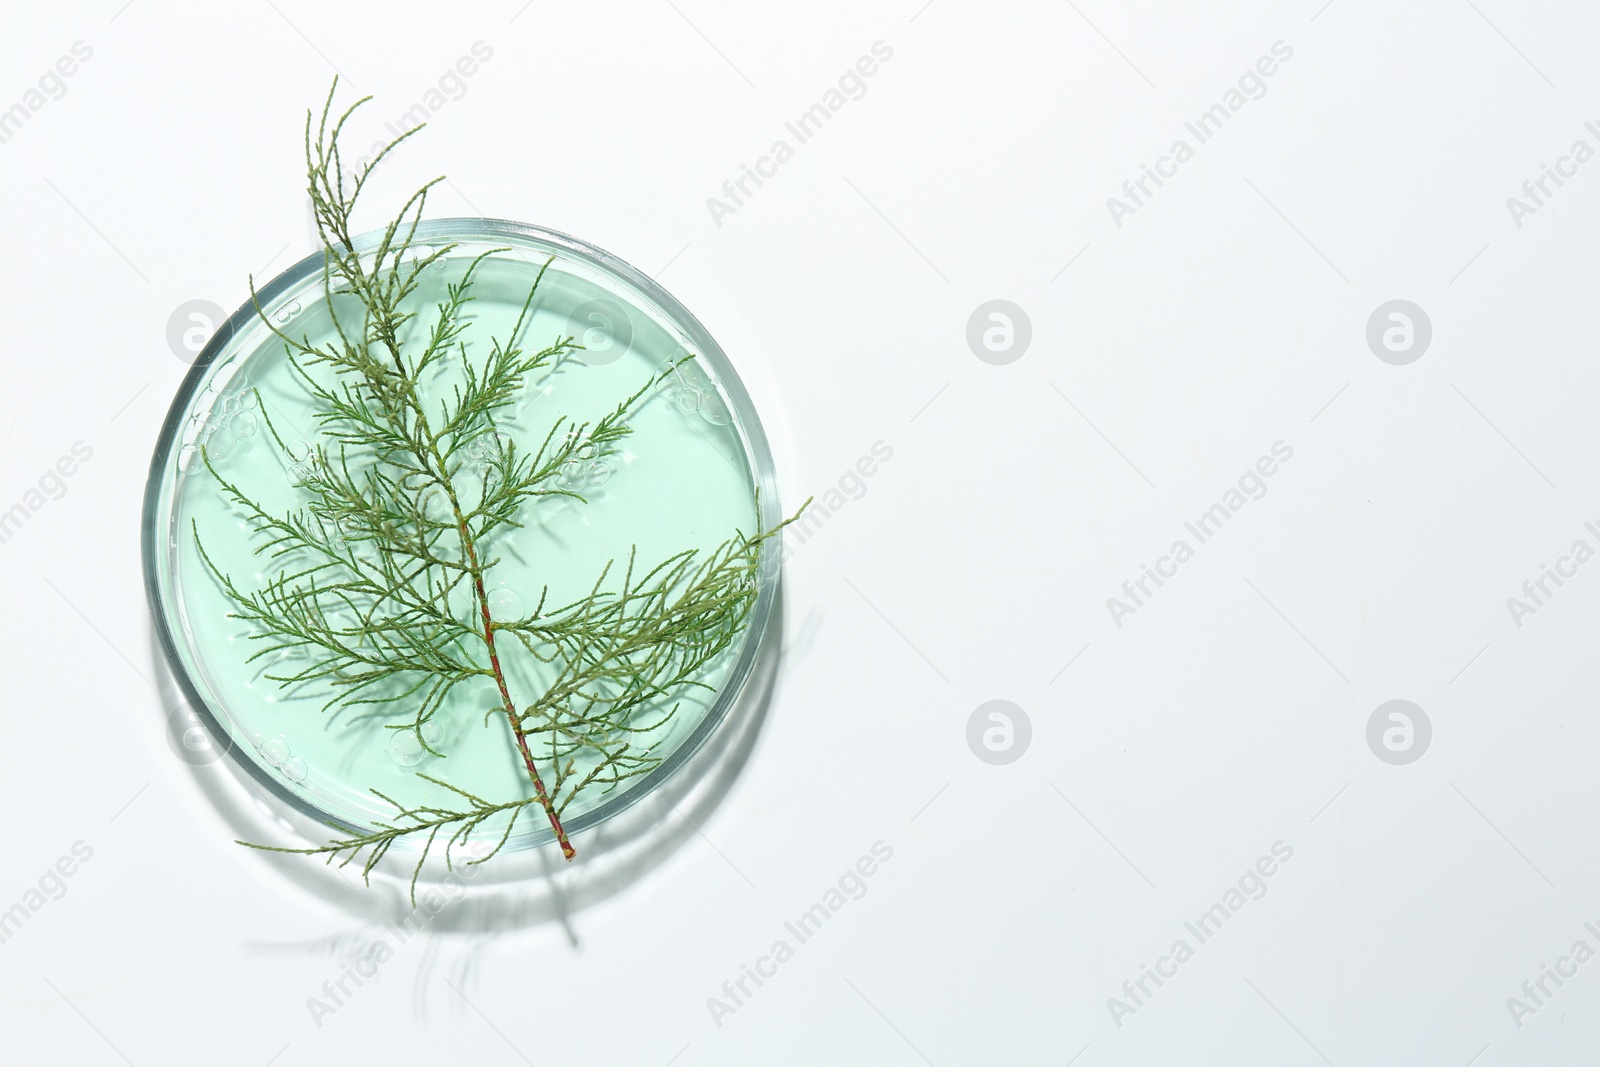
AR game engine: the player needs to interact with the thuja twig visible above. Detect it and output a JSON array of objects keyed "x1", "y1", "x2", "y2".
[{"x1": 195, "y1": 80, "x2": 799, "y2": 897}]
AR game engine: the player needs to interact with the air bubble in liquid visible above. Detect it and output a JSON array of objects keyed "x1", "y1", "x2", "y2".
[
  {"x1": 698, "y1": 390, "x2": 731, "y2": 426},
  {"x1": 388, "y1": 720, "x2": 445, "y2": 766},
  {"x1": 557, "y1": 459, "x2": 588, "y2": 491},
  {"x1": 260, "y1": 737, "x2": 290, "y2": 767},
  {"x1": 206, "y1": 428, "x2": 236, "y2": 461},
  {"x1": 389, "y1": 731, "x2": 425, "y2": 766},
  {"x1": 488, "y1": 583, "x2": 523, "y2": 618},
  {"x1": 654, "y1": 359, "x2": 689, "y2": 400}
]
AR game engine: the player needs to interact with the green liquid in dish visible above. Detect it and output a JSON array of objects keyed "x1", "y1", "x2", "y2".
[{"x1": 148, "y1": 233, "x2": 765, "y2": 842}]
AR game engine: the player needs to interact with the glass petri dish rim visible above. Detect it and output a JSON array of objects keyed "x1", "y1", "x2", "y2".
[{"x1": 141, "y1": 217, "x2": 782, "y2": 852}]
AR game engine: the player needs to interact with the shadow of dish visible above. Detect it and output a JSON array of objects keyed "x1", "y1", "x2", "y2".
[{"x1": 154, "y1": 591, "x2": 783, "y2": 948}]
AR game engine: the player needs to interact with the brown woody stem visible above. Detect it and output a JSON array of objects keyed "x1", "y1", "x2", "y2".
[{"x1": 458, "y1": 517, "x2": 575, "y2": 860}]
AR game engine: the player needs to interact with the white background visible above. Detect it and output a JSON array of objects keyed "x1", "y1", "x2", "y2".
[{"x1": 3, "y1": 1, "x2": 1599, "y2": 1064}]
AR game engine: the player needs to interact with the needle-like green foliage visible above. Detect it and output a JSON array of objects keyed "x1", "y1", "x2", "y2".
[{"x1": 194, "y1": 81, "x2": 789, "y2": 901}]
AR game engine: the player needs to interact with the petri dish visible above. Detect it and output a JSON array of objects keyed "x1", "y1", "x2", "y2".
[{"x1": 141, "y1": 219, "x2": 781, "y2": 856}]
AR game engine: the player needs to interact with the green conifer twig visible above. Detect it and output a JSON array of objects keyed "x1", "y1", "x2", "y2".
[{"x1": 193, "y1": 80, "x2": 801, "y2": 899}]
